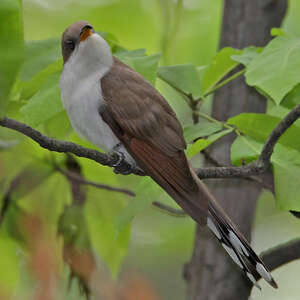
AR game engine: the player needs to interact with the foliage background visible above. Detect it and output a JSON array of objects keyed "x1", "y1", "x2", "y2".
[{"x1": 1, "y1": 0, "x2": 300, "y2": 299}]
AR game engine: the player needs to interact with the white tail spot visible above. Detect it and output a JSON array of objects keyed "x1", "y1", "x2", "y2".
[
  {"x1": 229, "y1": 231, "x2": 249, "y2": 257},
  {"x1": 207, "y1": 217, "x2": 221, "y2": 239},
  {"x1": 222, "y1": 243, "x2": 243, "y2": 269},
  {"x1": 256, "y1": 263, "x2": 272, "y2": 282}
]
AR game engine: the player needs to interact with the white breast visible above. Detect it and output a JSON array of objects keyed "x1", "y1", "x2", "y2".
[{"x1": 59, "y1": 34, "x2": 120, "y2": 152}]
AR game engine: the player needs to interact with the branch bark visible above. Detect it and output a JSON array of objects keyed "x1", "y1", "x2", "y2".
[
  {"x1": 0, "y1": 117, "x2": 143, "y2": 176},
  {"x1": 261, "y1": 238, "x2": 300, "y2": 276},
  {"x1": 2, "y1": 102, "x2": 300, "y2": 182}
]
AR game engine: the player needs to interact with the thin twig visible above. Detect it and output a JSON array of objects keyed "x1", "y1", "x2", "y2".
[
  {"x1": 64, "y1": 151, "x2": 87, "y2": 206},
  {"x1": 202, "y1": 149, "x2": 273, "y2": 191},
  {"x1": 152, "y1": 201, "x2": 186, "y2": 217},
  {"x1": 203, "y1": 69, "x2": 246, "y2": 98},
  {"x1": 57, "y1": 164, "x2": 187, "y2": 216},
  {"x1": 0, "y1": 117, "x2": 143, "y2": 175},
  {"x1": 57, "y1": 167, "x2": 136, "y2": 197},
  {"x1": 196, "y1": 111, "x2": 233, "y2": 130},
  {"x1": 259, "y1": 103, "x2": 300, "y2": 168}
]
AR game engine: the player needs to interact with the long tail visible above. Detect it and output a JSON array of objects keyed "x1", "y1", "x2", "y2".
[
  {"x1": 125, "y1": 141, "x2": 277, "y2": 288},
  {"x1": 207, "y1": 198, "x2": 278, "y2": 289}
]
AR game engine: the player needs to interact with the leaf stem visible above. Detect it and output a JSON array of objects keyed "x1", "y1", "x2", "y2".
[
  {"x1": 195, "y1": 111, "x2": 243, "y2": 139},
  {"x1": 157, "y1": 74, "x2": 193, "y2": 107},
  {"x1": 195, "y1": 111, "x2": 232, "y2": 130},
  {"x1": 203, "y1": 68, "x2": 246, "y2": 98}
]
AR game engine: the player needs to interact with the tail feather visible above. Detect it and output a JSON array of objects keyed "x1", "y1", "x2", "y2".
[
  {"x1": 208, "y1": 199, "x2": 278, "y2": 289},
  {"x1": 207, "y1": 212, "x2": 262, "y2": 289}
]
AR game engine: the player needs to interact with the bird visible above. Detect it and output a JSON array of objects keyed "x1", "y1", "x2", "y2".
[{"x1": 59, "y1": 20, "x2": 277, "y2": 289}]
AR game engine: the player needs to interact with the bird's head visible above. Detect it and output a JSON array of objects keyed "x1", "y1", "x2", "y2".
[
  {"x1": 61, "y1": 21, "x2": 97, "y2": 64},
  {"x1": 61, "y1": 20, "x2": 113, "y2": 76},
  {"x1": 62, "y1": 20, "x2": 113, "y2": 71}
]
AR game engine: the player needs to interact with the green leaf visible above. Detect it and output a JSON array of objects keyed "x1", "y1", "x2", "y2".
[
  {"x1": 231, "y1": 135, "x2": 261, "y2": 166},
  {"x1": 0, "y1": 139, "x2": 19, "y2": 151},
  {"x1": 16, "y1": 172, "x2": 71, "y2": 228},
  {"x1": 115, "y1": 48, "x2": 146, "y2": 58},
  {"x1": 186, "y1": 128, "x2": 232, "y2": 158},
  {"x1": 84, "y1": 189, "x2": 130, "y2": 277},
  {"x1": 115, "y1": 177, "x2": 163, "y2": 234},
  {"x1": 0, "y1": 235, "x2": 19, "y2": 293},
  {"x1": 268, "y1": 104, "x2": 300, "y2": 128},
  {"x1": 271, "y1": 28, "x2": 286, "y2": 37},
  {"x1": 20, "y1": 73, "x2": 63, "y2": 127},
  {"x1": 231, "y1": 47, "x2": 262, "y2": 67},
  {"x1": 158, "y1": 64, "x2": 202, "y2": 98},
  {"x1": 246, "y1": 36, "x2": 300, "y2": 105},
  {"x1": 2, "y1": 163, "x2": 53, "y2": 201},
  {"x1": 228, "y1": 113, "x2": 300, "y2": 152},
  {"x1": 202, "y1": 47, "x2": 242, "y2": 95},
  {"x1": 272, "y1": 145, "x2": 300, "y2": 211},
  {"x1": 20, "y1": 59, "x2": 63, "y2": 101},
  {"x1": 19, "y1": 38, "x2": 61, "y2": 82},
  {"x1": 231, "y1": 135, "x2": 300, "y2": 211},
  {"x1": 183, "y1": 121, "x2": 223, "y2": 143},
  {"x1": 1, "y1": 166, "x2": 63, "y2": 245},
  {"x1": 115, "y1": 50, "x2": 161, "y2": 85},
  {"x1": 281, "y1": 83, "x2": 300, "y2": 109},
  {"x1": 0, "y1": 0, "x2": 24, "y2": 116},
  {"x1": 197, "y1": 65, "x2": 208, "y2": 81},
  {"x1": 98, "y1": 30, "x2": 122, "y2": 52},
  {"x1": 59, "y1": 205, "x2": 90, "y2": 248},
  {"x1": 44, "y1": 110, "x2": 72, "y2": 139}
]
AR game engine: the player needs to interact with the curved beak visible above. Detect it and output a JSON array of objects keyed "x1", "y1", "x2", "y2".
[{"x1": 80, "y1": 25, "x2": 94, "y2": 42}]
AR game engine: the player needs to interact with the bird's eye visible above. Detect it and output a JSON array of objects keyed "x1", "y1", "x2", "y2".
[{"x1": 65, "y1": 39, "x2": 75, "y2": 50}]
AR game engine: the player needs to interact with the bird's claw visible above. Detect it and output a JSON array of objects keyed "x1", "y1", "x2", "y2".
[{"x1": 111, "y1": 151, "x2": 134, "y2": 175}]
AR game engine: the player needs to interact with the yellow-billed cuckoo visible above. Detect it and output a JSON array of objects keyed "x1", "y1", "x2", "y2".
[{"x1": 59, "y1": 21, "x2": 277, "y2": 289}]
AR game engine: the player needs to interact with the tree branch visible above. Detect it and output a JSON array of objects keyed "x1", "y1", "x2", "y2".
[
  {"x1": 152, "y1": 201, "x2": 186, "y2": 217},
  {"x1": 195, "y1": 162, "x2": 263, "y2": 179},
  {"x1": 2, "y1": 104, "x2": 300, "y2": 182},
  {"x1": 0, "y1": 117, "x2": 144, "y2": 175},
  {"x1": 259, "y1": 103, "x2": 300, "y2": 167},
  {"x1": 260, "y1": 238, "x2": 300, "y2": 277},
  {"x1": 57, "y1": 167, "x2": 136, "y2": 197},
  {"x1": 201, "y1": 149, "x2": 273, "y2": 191},
  {"x1": 55, "y1": 158, "x2": 187, "y2": 216},
  {"x1": 196, "y1": 103, "x2": 300, "y2": 179}
]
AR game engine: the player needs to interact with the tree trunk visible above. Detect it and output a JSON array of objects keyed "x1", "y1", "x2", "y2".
[{"x1": 185, "y1": 1, "x2": 287, "y2": 300}]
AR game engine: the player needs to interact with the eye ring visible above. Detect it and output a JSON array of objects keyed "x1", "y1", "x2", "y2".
[{"x1": 65, "y1": 39, "x2": 75, "y2": 50}]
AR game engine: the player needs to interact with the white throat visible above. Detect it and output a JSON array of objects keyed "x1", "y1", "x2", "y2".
[
  {"x1": 59, "y1": 33, "x2": 120, "y2": 152},
  {"x1": 61, "y1": 33, "x2": 113, "y2": 83}
]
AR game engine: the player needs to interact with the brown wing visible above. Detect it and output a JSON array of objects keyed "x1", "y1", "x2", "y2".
[
  {"x1": 101, "y1": 58, "x2": 186, "y2": 156},
  {"x1": 101, "y1": 57, "x2": 207, "y2": 224}
]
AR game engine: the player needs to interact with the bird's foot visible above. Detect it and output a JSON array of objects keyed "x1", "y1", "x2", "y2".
[
  {"x1": 112, "y1": 153, "x2": 134, "y2": 175},
  {"x1": 110, "y1": 144, "x2": 135, "y2": 175}
]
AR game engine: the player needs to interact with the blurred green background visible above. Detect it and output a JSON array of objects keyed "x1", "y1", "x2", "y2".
[{"x1": 1, "y1": 0, "x2": 300, "y2": 299}]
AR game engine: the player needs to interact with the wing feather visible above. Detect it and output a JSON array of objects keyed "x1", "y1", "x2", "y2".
[
  {"x1": 101, "y1": 57, "x2": 186, "y2": 156},
  {"x1": 101, "y1": 57, "x2": 207, "y2": 224}
]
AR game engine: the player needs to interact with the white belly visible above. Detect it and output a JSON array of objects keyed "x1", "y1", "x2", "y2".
[
  {"x1": 59, "y1": 34, "x2": 137, "y2": 166},
  {"x1": 60, "y1": 73, "x2": 120, "y2": 152}
]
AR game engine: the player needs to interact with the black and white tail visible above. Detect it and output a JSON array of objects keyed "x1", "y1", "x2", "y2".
[{"x1": 207, "y1": 199, "x2": 278, "y2": 289}]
